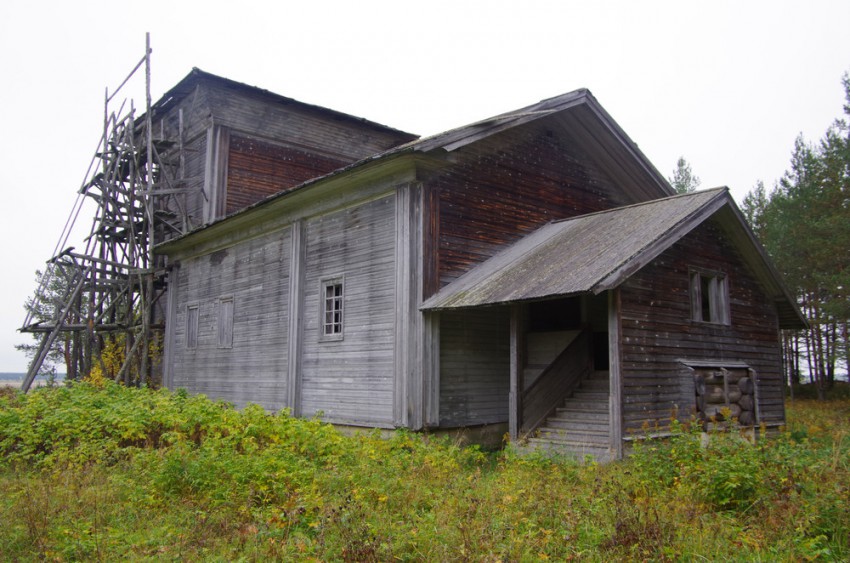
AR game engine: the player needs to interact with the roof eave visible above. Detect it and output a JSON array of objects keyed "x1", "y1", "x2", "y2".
[{"x1": 155, "y1": 151, "x2": 420, "y2": 257}]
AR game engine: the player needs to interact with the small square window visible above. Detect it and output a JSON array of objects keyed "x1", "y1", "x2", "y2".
[
  {"x1": 186, "y1": 304, "x2": 199, "y2": 349},
  {"x1": 321, "y1": 278, "x2": 344, "y2": 341},
  {"x1": 690, "y1": 270, "x2": 729, "y2": 325}
]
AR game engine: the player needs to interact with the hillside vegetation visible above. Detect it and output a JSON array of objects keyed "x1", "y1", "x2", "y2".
[{"x1": 1, "y1": 382, "x2": 848, "y2": 561}]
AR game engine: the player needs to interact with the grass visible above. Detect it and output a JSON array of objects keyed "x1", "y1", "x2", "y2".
[{"x1": 0, "y1": 382, "x2": 848, "y2": 561}]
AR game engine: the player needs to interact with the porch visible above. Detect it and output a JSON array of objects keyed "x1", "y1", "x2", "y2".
[{"x1": 507, "y1": 295, "x2": 621, "y2": 461}]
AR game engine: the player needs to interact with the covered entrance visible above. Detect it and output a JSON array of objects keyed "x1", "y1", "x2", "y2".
[{"x1": 506, "y1": 293, "x2": 616, "y2": 460}]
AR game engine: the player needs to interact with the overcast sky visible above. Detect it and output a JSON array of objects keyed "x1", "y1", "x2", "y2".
[{"x1": 1, "y1": 0, "x2": 848, "y2": 372}]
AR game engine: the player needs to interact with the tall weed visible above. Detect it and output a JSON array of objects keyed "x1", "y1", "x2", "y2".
[{"x1": 1, "y1": 383, "x2": 848, "y2": 560}]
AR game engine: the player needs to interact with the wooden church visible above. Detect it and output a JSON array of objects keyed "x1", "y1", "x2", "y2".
[{"x1": 152, "y1": 69, "x2": 804, "y2": 460}]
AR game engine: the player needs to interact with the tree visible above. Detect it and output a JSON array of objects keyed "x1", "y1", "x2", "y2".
[
  {"x1": 16, "y1": 266, "x2": 77, "y2": 379},
  {"x1": 669, "y1": 156, "x2": 701, "y2": 194},
  {"x1": 743, "y1": 71, "x2": 850, "y2": 398},
  {"x1": 741, "y1": 180, "x2": 769, "y2": 240}
]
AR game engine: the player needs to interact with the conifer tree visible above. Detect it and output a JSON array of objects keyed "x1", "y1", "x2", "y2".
[
  {"x1": 744, "y1": 72, "x2": 850, "y2": 397},
  {"x1": 669, "y1": 156, "x2": 701, "y2": 194}
]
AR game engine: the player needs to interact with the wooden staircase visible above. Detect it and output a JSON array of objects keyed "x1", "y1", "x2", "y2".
[{"x1": 522, "y1": 370, "x2": 613, "y2": 462}]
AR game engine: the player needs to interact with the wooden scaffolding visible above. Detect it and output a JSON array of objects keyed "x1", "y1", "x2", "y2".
[{"x1": 19, "y1": 34, "x2": 189, "y2": 391}]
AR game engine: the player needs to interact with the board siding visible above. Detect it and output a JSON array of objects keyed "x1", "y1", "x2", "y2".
[
  {"x1": 617, "y1": 219, "x2": 785, "y2": 435},
  {"x1": 426, "y1": 125, "x2": 631, "y2": 294},
  {"x1": 439, "y1": 308, "x2": 511, "y2": 427},
  {"x1": 201, "y1": 85, "x2": 414, "y2": 163},
  {"x1": 300, "y1": 195, "x2": 397, "y2": 427},
  {"x1": 226, "y1": 135, "x2": 349, "y2": 215},
  {"x1": 169, "y1": 228, "x2": 292, "y2": 411},
  {"x1": 151, "y1": 77, "x2": 415, "y2": 235}
]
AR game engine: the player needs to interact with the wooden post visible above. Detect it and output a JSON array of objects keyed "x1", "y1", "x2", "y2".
[
  {"x1": 423, "y1": 311, "x2": 440, "y2": 427},
  {"x1": 287, "y1": 221, "x2": 305, "y2": 416},
  {"x1": 140, "y1": 32, "x2": 154, "y2": 387},
  {"x1": 509, "y1": 304, "x2": 524, "y2": 442},
  {"x1": 749, "y1": 367, "x2": 762, "y2": 425},
  {"x1": 394, "y1": 182, "x2": 425, "y2": 429},
  {"x1": 161, "y1": 263, "x2": 180, "y2": 389},
  {"x1": 608, "y1": 289, "x2": 624, "y2": 459}
]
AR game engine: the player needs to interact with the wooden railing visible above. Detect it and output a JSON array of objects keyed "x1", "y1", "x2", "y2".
[{"x1": 521, "y1": 328, "x2": 593, "y2": 434}]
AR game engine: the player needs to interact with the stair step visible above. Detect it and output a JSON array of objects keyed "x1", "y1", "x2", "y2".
[
  {"x1": 556, "y1": 402, "x2": 608, "y2": 415},
  {"x1": 542, "y1": 427, "x2": 609, "y2": 440},
  {"x1": 580, "y1": 378, "x2": 610, "y2": 391},
  {"x1": 571, "y1": 390, "x2": 609, "y2": 401},
  {"x1": 544, "y1": 418, "x2": 609, "y2": 432},
  {"x1": 550, "y1": 409, "x2": 609, "y2": 424},
  {"x1": 552, "y1": 408, "x2": 609, "y2": 424},
  {"x1": 562, "y1": 401, "x2": 608, "y2": 413},
  {"x1": 517, "y1": 370, "x2": 615, "y2": 462},
  {"x1": 525, "y1": 437, "x2": 611, "y2": 448},
  {"x1": 537, "y1": 428, "x2": 609, "y2": 445}
]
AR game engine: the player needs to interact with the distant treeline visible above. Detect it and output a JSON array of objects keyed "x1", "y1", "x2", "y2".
[{"x1": 0, "y1": 373, "x2": 65, "y2": 381}]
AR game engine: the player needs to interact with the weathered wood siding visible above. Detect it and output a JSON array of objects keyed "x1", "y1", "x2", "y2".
[
  {"x1": 618, "y1": 219, "x2": 785, "y2": 434},
  {"x1": 168, "y1": 228, "x2": 292, "y2": 411},
  {"x1": 425, "y1": 125, "x2": 629, "y2": 295},
  {"x1": 439, "y1": 308, "x2": 511, "y2": 426},
  {"x1": 148, "y1": 82, "x2": 220, "y2": 235},
  {"x1": 201, "y1": 85, "x2": 414, "y2": 163},
  {"x1": 150, "y1": 76, "x2": 416, "y2": 233},
  {"x1": 225, "y1": 135, "x2": 348, "y2": 214},
  {"x1": 300, "y1": 195, "x2": 398, "y2": 426},
  {"x1": 150, "y1": 123, "x2": 209, "y2": 235}
]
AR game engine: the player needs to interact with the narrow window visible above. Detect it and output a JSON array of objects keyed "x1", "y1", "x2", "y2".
[
  {"x1": 690, "y1": 270, "x2": 730, "y2": 325},
  {"x1": 186, "y1": 304, "x2": 199, "y2": 349},
  {"x1": 218, "y1": 297, "x2": 234, "y2": 348},
  {"x1": 321, "y1": 278, "x2": 344, "y2": 340}
]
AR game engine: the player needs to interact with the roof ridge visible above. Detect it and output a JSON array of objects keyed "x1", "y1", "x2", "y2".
[{"x1": 550, "y1": 187, "x2": 729, "y2": 225}]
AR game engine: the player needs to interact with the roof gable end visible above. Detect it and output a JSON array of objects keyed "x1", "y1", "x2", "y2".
[
  {"x1": 409, "y1": 89, "x2": 674, "y2": 201},
  {"x1": 421, "y1": 188, "x2": 805, "y2": 329}
]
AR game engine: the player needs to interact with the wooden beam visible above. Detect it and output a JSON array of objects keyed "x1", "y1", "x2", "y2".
[
  {"x1": 394, "y1": 182, "x2": 424, "y2": 429},
  {"x1": 287, "y1": 221, "x2": 305, "y2": 417},
  {"x1": 161, "y1": 263, "x2": 180, "y2": 389},
  {"x1": 509, "y1": 304, "x2": 524, "y2": 442},
  {"x1": 608, "y1": 288, "x2": 624, "y2": 459},
  {"x1": 423, "y1": 311, "x2": 440, "y2": 427}
]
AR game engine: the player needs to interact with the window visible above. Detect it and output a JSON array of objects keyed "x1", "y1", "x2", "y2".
[
  {"x1": 218, "y1": 297, "x2": 234, "y2": 348},
  {"x1": 690, "y1": 270, "x2": 730, "y2": 324},
  {"x1": 186, "y1": 304, "x2": 199, "y2": 349},
  {"x1": 321, "y1": 278, "x2": 344, "y2": 340}
]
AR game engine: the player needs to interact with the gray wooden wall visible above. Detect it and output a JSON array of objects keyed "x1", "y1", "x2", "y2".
[
  {"x1": 166, "y1": 193, "x2": 400, "y2": 426},
  {"x1": 617, "y1": 219, "x2": 785, "y2": 433},
  {"x1": 168, "y1": 228, "x2": 292, "y2": 411},
  {"x1": 300, "y1": 195, "x2": 398, "y2": 426},
  {"x1": 439, "y1": 308, "x2": 511, "y2": 427},
  {"x1": 151, "y1": 78, "x2": 416, "y2": 236}
]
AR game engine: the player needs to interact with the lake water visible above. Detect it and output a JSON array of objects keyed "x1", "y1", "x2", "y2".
[{"x1": 0, "y1": 372, "x2": 66, "y2": 388}]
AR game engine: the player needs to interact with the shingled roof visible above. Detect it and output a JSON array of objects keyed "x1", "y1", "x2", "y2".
[{"x1": 421, "y1": 187, "x2": 805, "y2": 329}]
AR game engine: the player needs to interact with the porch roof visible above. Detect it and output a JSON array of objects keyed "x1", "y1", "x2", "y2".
[{"x1": 421, "y1": 188, "x2": 806, "y2": 329}]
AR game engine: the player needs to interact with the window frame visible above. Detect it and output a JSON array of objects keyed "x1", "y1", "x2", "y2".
[
  {"x1": 186, "y1": 302, "x2": 200, "y2": 349},
  {"x1": 319, "y1": 276, "x2": 345, "y2": 342},
  {"x1": 689, "y1": 268, "x2": 730, "y2": 325},
  {"x1": 217, "y1": 296, "x2": 234, "y2": 348}
]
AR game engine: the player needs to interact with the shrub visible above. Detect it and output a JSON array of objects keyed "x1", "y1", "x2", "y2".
[{"x1": 1, "y1": 383, "x2": 848, "y2": 560}]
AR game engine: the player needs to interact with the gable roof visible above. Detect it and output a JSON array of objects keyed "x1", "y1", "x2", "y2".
[
  {"x1": 156, "y1": 86, "x2": 674, "y2": 252},
  {"x1": 421, "y1": 187, "x2": 805, "y2": 329},
  {"x1": 406, "y1": 89, "x2": 673, "y2": 201}
]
